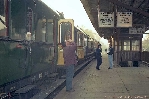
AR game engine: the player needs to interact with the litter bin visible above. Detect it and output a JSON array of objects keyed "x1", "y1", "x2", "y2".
[{"x1": 133, "y1": 61, "x2": 138, "y2": 67}]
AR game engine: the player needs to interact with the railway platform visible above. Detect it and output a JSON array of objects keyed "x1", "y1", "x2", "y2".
[{"x1": 53, "y1": 55, "x2": 149, "y2": 99}]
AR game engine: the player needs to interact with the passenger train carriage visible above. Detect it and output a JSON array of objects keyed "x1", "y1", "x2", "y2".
[{"x1": 0, "y1": 0, "x2": 96, "y2": 98}]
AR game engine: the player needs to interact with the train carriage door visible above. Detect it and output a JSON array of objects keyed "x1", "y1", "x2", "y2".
[
  {"x1": 84, "y1": 35, "x2": 88, "y2": 56},
  {"x1": 77, "y1": 31, "x2": 84, "y2": 59},
  {"x1": 46, "y1": 19, "x2": 55, "y2": 64},
  {"x1": 57, "y1": 19, "x2": 74, "y2": 66},
  {"x1": 46, "y1": 19, "x2": 54, "y2": 43},
  {"x1": 46, "y1": 19, "x2": 58, "y2": 73}
]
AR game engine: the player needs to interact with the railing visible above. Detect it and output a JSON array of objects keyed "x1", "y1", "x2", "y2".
[
  {"x1": 118, "y1": 51, "x2": 141, "y2": 61},
  {"x1": 141, "y1": 51, "x2": 149, "y2": 63}
]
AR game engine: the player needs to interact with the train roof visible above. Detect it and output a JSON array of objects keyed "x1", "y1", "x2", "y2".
[{"x1": 74, "y1": 26, "x2": 98, "y2": 40}]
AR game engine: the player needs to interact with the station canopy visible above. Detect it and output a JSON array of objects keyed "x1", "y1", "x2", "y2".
[{"x1": 80, "y1": 0, "x2": 149, "y2": 39}]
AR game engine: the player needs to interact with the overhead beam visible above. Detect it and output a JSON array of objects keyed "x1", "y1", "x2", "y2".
[
  {"x1": 138, "y1": 0, "x2": 146, "y2": 8},
  {"x1": 0, "y1": 17, "x2": 5, "y2": 25},
  {"x1": 130, "y1": 0, "x2": 135, "y2": 6},
  {"x1": 106, "y1": 0, "x2": 149, "y2": 17}
]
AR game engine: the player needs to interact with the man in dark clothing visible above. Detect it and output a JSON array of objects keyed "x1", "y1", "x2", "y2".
[{"x1": 96, "y1": 44, "x2": 102, "y2": 70}]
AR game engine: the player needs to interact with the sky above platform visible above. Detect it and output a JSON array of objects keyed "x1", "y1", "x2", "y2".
[
  {"x1": 41, "y1": 0, "x2": 109, "y2": 44},
  {"x1": 41, "y1": 0, "x2": 96, "y2": 32}
]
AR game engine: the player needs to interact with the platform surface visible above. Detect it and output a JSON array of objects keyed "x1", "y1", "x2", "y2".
[{"x1": 54, "y1": 55, "x2": 149, "y2": 99}]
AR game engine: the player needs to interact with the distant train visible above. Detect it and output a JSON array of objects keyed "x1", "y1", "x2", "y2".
[{"x1": 0, "y1": 0, "x2": 97, "y2": 97}]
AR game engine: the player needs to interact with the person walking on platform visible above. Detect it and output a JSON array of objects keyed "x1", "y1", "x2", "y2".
[
  {"x1": 107, "y1": 44, "x2": 114, "y2": 69},
  {"x1": 61, "y1": 39, "x2": 77, "y2": 92},
  {"x1": 96, "y1": 44, "x2": 102, "y2": 70}
]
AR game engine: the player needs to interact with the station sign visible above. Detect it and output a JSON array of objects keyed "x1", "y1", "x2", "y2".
[
  {"x1": 117, "y1": 12, "x2": 132, "y2": 27},
  {"x1": 98, "y1": 12, "x2": 114, "y2": 27},
  {"x1": 129, "y1": 24, "x2": 145, "y2": 34}
]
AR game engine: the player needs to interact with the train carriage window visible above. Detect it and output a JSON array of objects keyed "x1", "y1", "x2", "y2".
[
  {"x1": 35, "y1": 20, "x2": 54, "y2": 43},
  {"x1": 46, "y1": 21, "x2": 53, "y2": 43},
  {"x1": 35, "y1": 19, "x2": 46, "y2": 42},
  {"x1": 78, "y1": 34, "x2": 80, "y2": 46},
  {"x1": 60, "y1": 22, "x2": 72, "y2": 42},
  {"x1": 74, "y1": 30, "x2": 77, "y2": 43},
  {"x1": 132, "y1": 40, "x2": 140, "y2": 51},
  {"x1": 11, "y1": 0, "x2": 28, "y2": 40},
  {"x1": 88, "y1": 38, "x2": 93, "y2": 49},
  {"x1": 41, "y1": 20, "x2": 46, "y2": 42},
  {"x1": 78, "y1": 33, "x2": 84, "y2": 46},
  {"x1": 123, "y1": 40, "x2": 130, "y2": 50},
  {"x1": 80, "y1": 34, "x2": 84, "y2": 46},
  {"x1": 88, "y1": 41, "x2": 91, "y2": 48},
  {"x1": 84, "y1": 36, "x2": 87, "y2": 46}
]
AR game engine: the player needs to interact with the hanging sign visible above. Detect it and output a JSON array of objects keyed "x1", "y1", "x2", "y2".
[
  {"x1": 129, "y1": 24, "x2": 145, "y2": 34},
  {"x1": 98, "y1": 12, "x2": 114, "y2": 27},
  {"x1": 117, "y1": 12, "x2": 132, "y2": 27}
]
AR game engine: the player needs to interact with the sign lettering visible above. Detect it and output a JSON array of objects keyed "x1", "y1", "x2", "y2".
[
  {"x1": 129, "y1": 24, "x2": 145, "y2": 34},
  {"x1": 98, "y1": 12, "x2": 114, "y2": 27},
  {"x1": 117, "y1": 12, "x2": 132, "y2": 27}
]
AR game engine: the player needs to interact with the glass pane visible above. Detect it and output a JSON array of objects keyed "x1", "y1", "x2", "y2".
[
  {"x1": 124, "y1": 46, "x2": 130, "y2": 50},
  {"x1": 115, "y1": 41, "x2": 117, "y2": 45},
  {"x1": 84, "y1": 37, "x2": 87, "y2": 46},
  {"x1": 46, "y1": 22, "x2": 53, "y2": 43},
  {"x1": 78, "y1": 33, "x2": 84, "y2": 46},
  {"x1": 88, "y1": 41, "x2": 91, "y2": 48},
  {"x1": 119, "y1": 40, "x2": 121, "y2": 45},
  {"x1": 35, "y1": 19, "x2": 45, "y2": 42},
  {"x1": 119, "y1": 46, "x2": 121, "y2": 51},
  {"x1": 132, "y1": 40, "x2": 140, "y2": 51},
  {"x1": 123, "y1": 40, "x2": 130, "y2": 45},
  {"x1": 11, "y1": 0, "x2": 26, "y2": 40},
  {"x1": 132, "y1": 46, "x2": 139, "y2": 51},
  {"x1": 41, "y1": 21, "x2": 46, "y2": 42},
  {"x1": 115, "y1": 45, "x2": 117, "y2": 51},
  {"x1": 60, "y1": 22, "x2": 72, "y2": 43},
  {"x1": 132, "y1": 40, "x2": 139, "y2": 46},
  {"x1": 123, "y1": 40, "x2": 130, "y2": 50}
]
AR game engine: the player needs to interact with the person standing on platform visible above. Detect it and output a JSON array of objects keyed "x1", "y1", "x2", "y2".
[
  {"x1": 96, "y1": 44, "x2": 102, "y2": 70},
  {"x1": 107, "y1": 44, "x2": 114, "y2": 69},
  {"x1": 61, "y1": 39, "x2": 77, "y2": 92}
]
